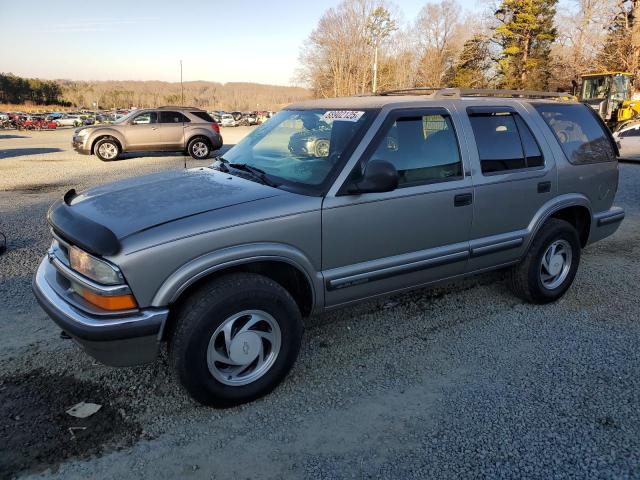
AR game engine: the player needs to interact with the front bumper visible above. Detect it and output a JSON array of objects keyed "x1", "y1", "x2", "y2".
[
  {"x1": 32, "y1": 257, "x2": 168, "y2": 366},
  {"x1": 72, "y1": 135, "x2": 90, "y2": 154}
]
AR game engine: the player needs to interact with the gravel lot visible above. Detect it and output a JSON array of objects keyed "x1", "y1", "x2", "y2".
[{"x1": 1, "y1": 128, "x2": 639, "y2": 479}]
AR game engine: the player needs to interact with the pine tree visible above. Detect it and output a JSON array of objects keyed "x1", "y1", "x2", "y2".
[
  {"x1": 494, "y1": 0, "x2": 558, "y2": 90},
  {"x1": 447, "y1": 36, "x2": 493, "y2": 88}
]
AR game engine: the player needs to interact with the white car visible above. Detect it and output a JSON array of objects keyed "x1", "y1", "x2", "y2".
[
  {"x1": 56, "y1": 115, "x2": 83, "y2": 127},
  {"x1": 220, "y1": 114, "x2": 237, "y2": 127},
  {"x1": 613, "y1": 123, "x2": 640, "y2": 161},
  {"x1": 0, "y1": 112, "x2": 8, "y2": 121}
]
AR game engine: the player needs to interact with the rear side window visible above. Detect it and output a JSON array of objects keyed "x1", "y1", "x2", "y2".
[
  {"x1": 619, "y1": 127, "x2": 640, "y2": 138},
  {"x1": 468, "y1": 111, "x2": 544, "y2": 174},
  {"x1": 190, "y1": 111, "x2": 215, "y2": 122},
  {"x1": 159, "y1": 111, "x2": 190, "y2": 123},
  {"x1": 534, "y1": 103, "x2": 616, "y2": 164}
]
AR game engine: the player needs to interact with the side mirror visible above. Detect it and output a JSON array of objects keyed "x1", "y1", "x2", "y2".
[{"x1": 348, "y1": 160, "x2": 398, "y2": 194}]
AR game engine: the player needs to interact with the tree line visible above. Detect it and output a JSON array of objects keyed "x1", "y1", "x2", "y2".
[
  {"x1": 297, "y1": 0, "x2": 640, "y2": 96},
  {"x1": 0, "y1": 74, "x2": 310, "y2": 111},
  {"x1": 0, "y1": 73, "x2": 69, "y2": 106},
  {"x1": 59, "y1": 80, "x2": 310, "y2": 111}
]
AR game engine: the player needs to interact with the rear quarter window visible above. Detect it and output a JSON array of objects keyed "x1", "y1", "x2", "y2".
[
  {"x1": 190, "y1": 111, "x2": 215, "y2": 122},
  {"x1": 534, "y1": 103, "x2": 617, "y2": 164}
]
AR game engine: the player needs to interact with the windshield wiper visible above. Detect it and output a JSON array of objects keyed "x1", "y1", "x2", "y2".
[
  {"x1": 228, "y1": 163, "x2": 279, "y2": 187},
  {"x1": 211, "y1": 156, "x2": 229, "y2": 172}
]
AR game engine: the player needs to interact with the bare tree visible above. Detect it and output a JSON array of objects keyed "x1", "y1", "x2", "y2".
[
  {"x1": 414, "y1": 0, "x2": 466, "y2": 87},
  {"x1": 553, "y1": 0, "x2": 618, "y2": 89}
]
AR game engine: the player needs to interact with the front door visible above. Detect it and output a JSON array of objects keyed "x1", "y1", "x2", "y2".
[
  {"x1": 322, "y1": 108, "x2": 474, "y2": 308},
  {"x1": 125, "y1": 111, "x2": 161, "y2": 150}
]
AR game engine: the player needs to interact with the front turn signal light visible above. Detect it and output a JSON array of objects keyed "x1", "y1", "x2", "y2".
[{"x1": 78, "y1": 288, "x2": 137, "y2": 311}]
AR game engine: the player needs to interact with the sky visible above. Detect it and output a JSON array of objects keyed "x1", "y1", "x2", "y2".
[{"x1": 0, "y1": 0, "x2": 485, "y2": 86}]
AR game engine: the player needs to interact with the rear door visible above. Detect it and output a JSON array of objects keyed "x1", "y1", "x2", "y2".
[
  {"x1": 158, "y1": 111, "x2": 189, "y2": 149},
  {"x1": 322, "y1": 108, "x2": 474, "y2": 307},
  {"x1": 460, "y1": 104, "x2": 557, "y2": 271}
]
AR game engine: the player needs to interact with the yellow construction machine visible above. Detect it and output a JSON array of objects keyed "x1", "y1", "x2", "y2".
[{"x1": 579, "y1": 72, "x2": 640, "y2": 130}]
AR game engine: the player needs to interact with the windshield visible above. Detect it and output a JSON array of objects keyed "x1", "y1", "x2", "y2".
[
  {"x1": 581, "y1": 76, "x2": 610, "y2": 100},
  {"x1": 221, "y1": 109, "x2": 372, "y2": 194},
  {"x1": 113, "y1": 111, "x2": 136, "y2": 124},
  {"x1": 611, "y1": 74, "x2": 631, "y2": 101}
]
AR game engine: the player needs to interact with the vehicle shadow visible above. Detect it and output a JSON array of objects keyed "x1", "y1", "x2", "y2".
[
  {"x1": 0, "y1": 148, "x2": 63, "y2": 159},
  {"x1": 111, "y1": 144, "x2": 235, "y2": 163},
  {"x1": 0, "y1": 134, "x2": 30, "y2": 140}
]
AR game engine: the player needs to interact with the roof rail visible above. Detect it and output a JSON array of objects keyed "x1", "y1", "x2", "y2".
[
  {"x1": 376, "y1": 87, "x2": 575, "y2": 101},
  {"x1": 157, "y1": 105, "x2": 202, "y2": 110}
]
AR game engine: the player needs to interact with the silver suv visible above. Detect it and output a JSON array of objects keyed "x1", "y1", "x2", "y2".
[
  {"x1": 72, "y1": 106, "x2": 223, "y2": 161},
  {"x1": 34, "y1": 89, "x2": 625, "y2": 407}
]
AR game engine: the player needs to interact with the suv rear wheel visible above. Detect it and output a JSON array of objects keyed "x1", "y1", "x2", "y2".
[
  {"x1": 187, "y1": 137, "x2": 211, "y2": 160},
  {"x1": 94, "y1": 138, "x2": 121, "y2": 161},
  {"x1": 169, "y1": 273, "x2": 303, "y2": 407},
  {"x1": 507, "y1": 218, "x2": 581, "y2": 304}
]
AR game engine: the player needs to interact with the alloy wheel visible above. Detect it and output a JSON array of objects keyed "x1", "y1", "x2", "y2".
[{"x1": 206, "y1": 310, "x2": 282, "y2": 386}]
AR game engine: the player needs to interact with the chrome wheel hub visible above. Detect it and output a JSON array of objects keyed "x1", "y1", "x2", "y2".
[
  {"x1": 207, "y1": 310, "x2": 281, "y2": 386},
  {"x1": 540, "y1": 239, "x2": 572, "y2": 290},
  {"x1": 98, "y1": 143, "x2": 117, "y2": 159},
  {"x1": 193, "y1": 142, "x2": 208, "y2": 158}
]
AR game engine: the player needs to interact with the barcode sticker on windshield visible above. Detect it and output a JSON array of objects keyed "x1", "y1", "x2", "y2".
[{"x1": 321, "y1": 110, "x2": 365, "y2": 122}]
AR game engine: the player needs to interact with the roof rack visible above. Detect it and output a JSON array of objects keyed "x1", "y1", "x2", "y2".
[
  {"x1": 377, "y1": 87, "x2": 576, "y2": 101},
  {"x1": 157, "y1": 105, "x2": 202, "y2": 109}
]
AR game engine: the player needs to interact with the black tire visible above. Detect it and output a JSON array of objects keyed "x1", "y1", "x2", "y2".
[
  {"x1": 93, "y1": 138, "x2": 121, "y2": 161},
  {"x1": 187, "y1": 137, "x2": 212, "y2": 159},
  {"x1": 169, "y1": 273, "x2": 303, "y2": 407},
  {"x1": 507, "y1": 218, "x2": 581, "y2": 304}
]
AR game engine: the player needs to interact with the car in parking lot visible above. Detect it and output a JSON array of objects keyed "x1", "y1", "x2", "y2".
[
  {"x1": 34, "y1": 88, "x2": 624, "y2": 407},
  {"x1": 70, "y1": 106, "x2": 223, "y2": 161},
  {"x1": 55, "y1": 114, "x2": 84, "y2": 127},
  {"x1": 613, "y1": 122, "x2": 640, "y2": 161},
  {"x1": 220, "y1": 113, "x2": 237, "y2": 127}
]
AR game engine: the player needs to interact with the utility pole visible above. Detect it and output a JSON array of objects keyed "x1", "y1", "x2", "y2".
[
  {"x1": 180, "y1": 60, "x2": 184, "y2": 106},
  {"x1": 372, "y1": 45, "x2": 379, "y2": 94},
  {"x1": 366, "y1": 7, "x2": 396, "y2": 94}
]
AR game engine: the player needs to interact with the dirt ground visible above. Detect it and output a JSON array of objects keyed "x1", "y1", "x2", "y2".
[{"x1": 1, "y1": 128, "x2": 640, "y2": 479}]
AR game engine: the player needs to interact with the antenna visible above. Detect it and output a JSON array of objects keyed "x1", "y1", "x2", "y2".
[{"x1": 180, "y1": 60, "x2": 187, "y2": 170}]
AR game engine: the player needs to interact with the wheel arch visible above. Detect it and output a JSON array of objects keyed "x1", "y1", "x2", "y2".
[
  {"x1": 90, "y1": 132, "x2": 124, "y2": 154},
  {"x1": 159, "y1": 256, "x2": 317, "y2": 342},
  {"x1": 152, "y1": 242, "x2": 321, "y2": 319},
  {"x1": 527, "y1": 194, "x2": 592, "y2": 249}
]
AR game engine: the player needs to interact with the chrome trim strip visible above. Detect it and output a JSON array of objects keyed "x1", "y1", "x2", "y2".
[
  {"x1": 47, "y1": 251, "x2": 132, "y2": 296},
  {"x1": 595, "y1": 208, "x2": 625, "y2": 227},
  {"x1": 471, "y1": 237, "x2": 524, "y2": 257},
  {"x1": 328, "y1": 250, "x2": 469, "y2": 290}
]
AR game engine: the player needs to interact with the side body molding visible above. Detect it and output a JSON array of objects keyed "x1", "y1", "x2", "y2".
[{"x1": 151, "y1": 242, "x2": 323, "y2": 310}]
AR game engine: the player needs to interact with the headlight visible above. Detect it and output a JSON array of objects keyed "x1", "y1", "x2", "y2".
[
  {"x1": 77, "y1": 128, "x2": 89, "y2": 137},
  {"x1": 68, "y1": 246, "x2": 124, "y2": 285}
]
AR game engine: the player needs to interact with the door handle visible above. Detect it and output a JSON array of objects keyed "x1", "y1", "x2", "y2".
[
  {"x1": 537, "y1": 181, "x2": 551, "y2": 193},
  {"x1": 454, "y1": 193, "x2": 473, "y2": 207}
]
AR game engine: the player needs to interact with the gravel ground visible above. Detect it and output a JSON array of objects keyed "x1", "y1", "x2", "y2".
[{"x1": 1, "y1": 129, "x2": 639, "y2": 479}]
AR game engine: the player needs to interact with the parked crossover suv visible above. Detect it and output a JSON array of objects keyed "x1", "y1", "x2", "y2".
[
  {"x1": 34, "y1": 89, "x2": 624, "y2": 407},
  {"x1": 72, "y1": 107, "x2": 223, "y2": 161}
]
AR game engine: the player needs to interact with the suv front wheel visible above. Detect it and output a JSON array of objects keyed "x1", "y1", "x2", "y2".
[
  {"x1": 187, "y1": 137, "x2": 212, "y2": 160},
  {"x1": 170, "y1": 273, "x2": 303, "y2": 407},
  {"x1": 507, "y1": 218, "x2": 581, "y2": 304},
  {"x1": 94, "y1": 138, "x2": 121, "y2": 161}
]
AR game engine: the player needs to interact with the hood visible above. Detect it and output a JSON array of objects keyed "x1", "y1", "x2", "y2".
[{"x1": 57, "y1": 168, "x2": 281, "y2": 243}]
